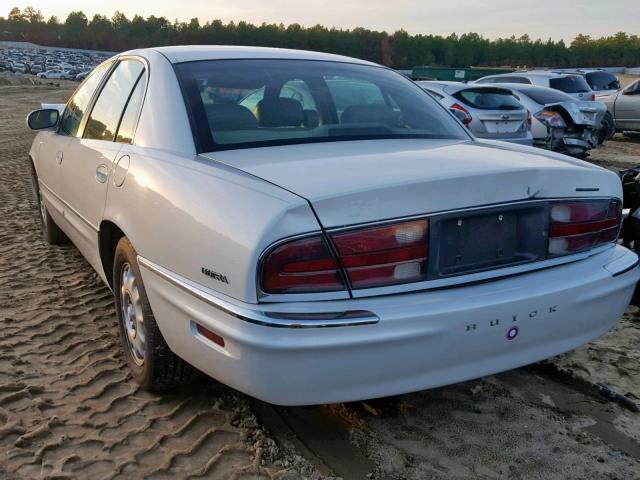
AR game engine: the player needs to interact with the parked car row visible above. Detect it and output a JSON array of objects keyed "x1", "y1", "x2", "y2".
[
  {"x1": 418, "y1": 68, "x2": 637, "y2": 157},
  {"x1": 0, "y1": 45, "x2": 109, "y2": 81}
]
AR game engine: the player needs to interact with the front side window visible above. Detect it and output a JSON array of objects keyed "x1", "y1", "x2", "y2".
[
  {"x1": 59, "y1": 61, "x2": 112, "y2": 137},
  {"x1": 623, "y1": 80, "x2": 640, "y2": 94},
  {"x1": 84, "y1": 60, "x2": 145, "y2": 141},
  {"x1": 176, "y1": 59, "x2": 468, "y2": 152}
]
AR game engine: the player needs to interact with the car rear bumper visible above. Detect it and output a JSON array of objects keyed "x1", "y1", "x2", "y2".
[{"x1": 139, "y1": 245, "x2": 638, "y2": 405}]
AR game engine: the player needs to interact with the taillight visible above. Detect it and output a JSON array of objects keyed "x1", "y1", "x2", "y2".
[
  {"x1": 527, "y1": 110, "x2": 532, "y2": 126},
  {"x1": 547, "y1": 199, "x2": 621, "y2": 257},
  {"x1": 331, "y1": 219, "x2": 429, "y2": 289},
  {"x1": 534, "y1": 110, "x2": 566, "y2": 128},
  {"x1": 450, "y1": 103, "x2": 472, "y2": 126},
  {"x1": 261, "y1": 236, "x2": 345, "y2": 293},
  {"x1": 261, "y1": 199, "x2": 621, "y2": 295},
  {"x1": 261, "y1": 219, "x2": 429, "y2": 294}
]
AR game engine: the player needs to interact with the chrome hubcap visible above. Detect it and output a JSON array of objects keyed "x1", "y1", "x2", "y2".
[
  {"x1": 39, "y1": 195, "x2": 46, "y2": 224},
  {"x1": 120, "y1": 263, "x2": 145, "y2": 365}
]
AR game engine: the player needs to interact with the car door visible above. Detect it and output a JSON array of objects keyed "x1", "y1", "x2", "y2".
[
  {"x1": 615, "y1": 81, "x2": 640, "y2": 130},
  {"x1": 38, "y1": 62, "x2": 112, "y2": 224},
  {"x1": 59, "y1": 58, "x2": 146, "y2": 271}
]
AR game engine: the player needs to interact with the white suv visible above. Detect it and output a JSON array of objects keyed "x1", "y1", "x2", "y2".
[{"x1": 475, "y1": 71, "x2": 595, "y2": 101}]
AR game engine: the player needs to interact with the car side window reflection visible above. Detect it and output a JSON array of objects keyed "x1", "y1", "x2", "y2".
[
  {"x1": 58, "y1": 62, "x2": 111, "y2": 137},
  {"x1": 84, "y1": 60, "x2": 145, "y2": 141},
  {"x1": 116, "y1": 71, "x2": 147, "y2": 144}
]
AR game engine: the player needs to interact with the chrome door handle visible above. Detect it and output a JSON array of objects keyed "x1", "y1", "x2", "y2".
[
  {"x1": 95, "y1": 164, "x2": 108, "y2": 183},
  {"x1": 55, "y1": 151, "x2": 63, "y2": 164}
]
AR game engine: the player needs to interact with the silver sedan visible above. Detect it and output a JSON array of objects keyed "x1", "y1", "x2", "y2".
[{"x1": 417, "y1": 81, "x2": 533, "y2": 145}]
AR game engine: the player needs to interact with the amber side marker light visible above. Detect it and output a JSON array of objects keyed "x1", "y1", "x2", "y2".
[{"x1": 195, "y1": 323, "x2": 225, "y2": 347}]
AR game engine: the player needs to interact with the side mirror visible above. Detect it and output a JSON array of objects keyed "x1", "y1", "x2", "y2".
[
  {"x1": 449, "y1": 108, "x2": 468, "y2": 124},
  {"x1": 26, "y1": 109, "x2": 59, "y2": 130}
]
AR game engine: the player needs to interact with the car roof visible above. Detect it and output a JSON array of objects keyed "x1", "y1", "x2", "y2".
[
  {"x1": 483, "y1": 82, "x2": 553, "y2": 92},
  {"x1": 487, "y1": 82, "x2": 576, "y2": 102},
  {"x1": 483, "y1": 71, "x2": 570, "y2": 80},
  {"x1": 123, "y1": 45, "x2": 377, "y2": 66}
]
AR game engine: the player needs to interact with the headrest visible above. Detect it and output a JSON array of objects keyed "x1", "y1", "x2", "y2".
[
  {"x1": 257, "y1": 97, "x2": 303, "y2": 127},
  {"x1": 205, "y1": 103, "x2": 257, "y2": 131}
]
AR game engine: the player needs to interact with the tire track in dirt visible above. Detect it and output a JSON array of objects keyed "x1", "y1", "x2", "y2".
[{"x1": 0, "y1": 83, "x2": 315, "y2": 480}]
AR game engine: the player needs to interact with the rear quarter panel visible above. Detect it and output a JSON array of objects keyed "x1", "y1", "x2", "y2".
[{"x1": 102, "y1": 148, "x2": 321, "y2": 303}]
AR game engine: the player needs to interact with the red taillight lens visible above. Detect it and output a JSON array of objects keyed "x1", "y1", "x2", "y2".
[
  {"x1": 261, "y1": 236, "x2": 345, "y2": 293},
  {"x1": 527, "y1": 110, "x2": 532, "y2": 126},
  {"x1": 331, "y1": 219, "x2": 429, "y2": 289},
  {"x1": 450, "y1": 103, "x2": 472, "y2": 125},
  {"x1": 548, "y1": 199, "x2": 621, "y2": 257}
]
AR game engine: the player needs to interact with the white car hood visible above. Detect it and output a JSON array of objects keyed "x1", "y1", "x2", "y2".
[{"x1": 203, "y1": 138, "x2": 620, "y2": 228}]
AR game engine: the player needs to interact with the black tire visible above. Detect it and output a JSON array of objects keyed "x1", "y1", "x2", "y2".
[
  {"x1": 31, "y1": 163, "x2": 69, "y2": 245},
  {"x1": 113, "y1": 237, "x2": 194, "y2": 391},
  {"x1": 598, "y1": 112, "x2": 615, "y2": 145}
]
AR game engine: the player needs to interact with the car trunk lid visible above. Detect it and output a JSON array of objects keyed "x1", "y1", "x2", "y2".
[
  {"x1": 201, "y1": 139, "x2": 617, "y2": 229},
  {"x1": 545, "y1": 101, "x2": 606, "y2": 127},
  {"x1": 475, "y1": 110, "x2": 528, "y2": 136}
]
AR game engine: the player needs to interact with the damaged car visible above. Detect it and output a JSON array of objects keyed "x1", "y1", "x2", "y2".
[
  {"x1": 26, "y1": 46, "x2": 639, "y2": 405},
  {"x1": 417, "y1": 81, "x2": 533, "y2": 145},
  {"x1": 492, "y1": 83, "x2": 606, "y2": 156}
]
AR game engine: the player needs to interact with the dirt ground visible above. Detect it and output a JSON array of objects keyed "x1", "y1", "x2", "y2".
[{"x1": 1, "y1": 76, "x2": 639, "y2": 480}]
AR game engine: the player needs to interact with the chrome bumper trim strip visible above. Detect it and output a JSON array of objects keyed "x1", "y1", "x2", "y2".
[{"x1": 137, "y1": 256, "x2": 379, "y2": 328}]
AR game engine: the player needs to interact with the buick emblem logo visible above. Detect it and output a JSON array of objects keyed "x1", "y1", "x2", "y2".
[{"x1": 506, "y1": 326, "x2": 519, "y2": 340}]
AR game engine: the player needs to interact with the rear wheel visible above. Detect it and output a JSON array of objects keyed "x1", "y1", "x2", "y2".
[
  {"x1": 31, "y1": 163, "x2": 68, "y2": 245},
  {"x1": 113, "y1": 237, "x2": 194, "y2": 391},
  {"x1": 598, "y1": 112, "x2": 615, "y2": 145}
]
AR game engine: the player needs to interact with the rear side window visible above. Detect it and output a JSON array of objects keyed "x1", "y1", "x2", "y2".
[
  {"x1": 519, "y1": 88, "x2": 574, "y2": 105},
  {"x1": 508, "y1": 77, "x2": 532, "y2": 84},
  {"x1": 477, "y1": 76, "x2": 529, "y2": 84},
  {"x1": 585, "y1": 72, "x2": 620, "y2": 91},
  {"x1": 84, "y1": 60, "x2": 145, "y2": 141},
  {"x1": 453, "y1": 88, "x2": 523, "y2": 110},
  {"x1": 59, "y1": 62, "x2": 111, "y2": 137},
  {"x1": 549, "y1": 75, "x2": 591, "y2": 94},
  {"x1": 116, "y1": 71, "x2": 147, "y2": 143},
  {"x1": 423, "y1": 88, "x2": 444, "y2": 100}
]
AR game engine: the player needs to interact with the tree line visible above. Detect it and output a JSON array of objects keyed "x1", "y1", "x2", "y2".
[{"x1": 2, "y1": 6, "x2": 639, "y2": 68}]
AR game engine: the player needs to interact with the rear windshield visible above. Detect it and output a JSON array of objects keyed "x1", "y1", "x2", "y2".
[
  {"x1": 585, "y1": 71, "x2": 620, "y2": 91},
  {"x1": 452, "y1": 88, "x2": 523, "y2": 110},
  {"x1": 518, "y1": 87, "x2": 575, "y2": 105},
  {"x1": 174, "y1": 59, "x2": 468, "y2": 152},
  {"x1": 549, "y1": 75, "x2": 591, "y2": 94}
]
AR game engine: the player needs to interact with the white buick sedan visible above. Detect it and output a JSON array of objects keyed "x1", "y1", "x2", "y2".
[{"x1": 27, "y1": 46, "x2": 639, "y2": 405}]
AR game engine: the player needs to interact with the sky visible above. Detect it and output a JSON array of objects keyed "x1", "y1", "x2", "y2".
[{"x1": 1, "y1": 0, "x2": 638, "y2": 41}]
